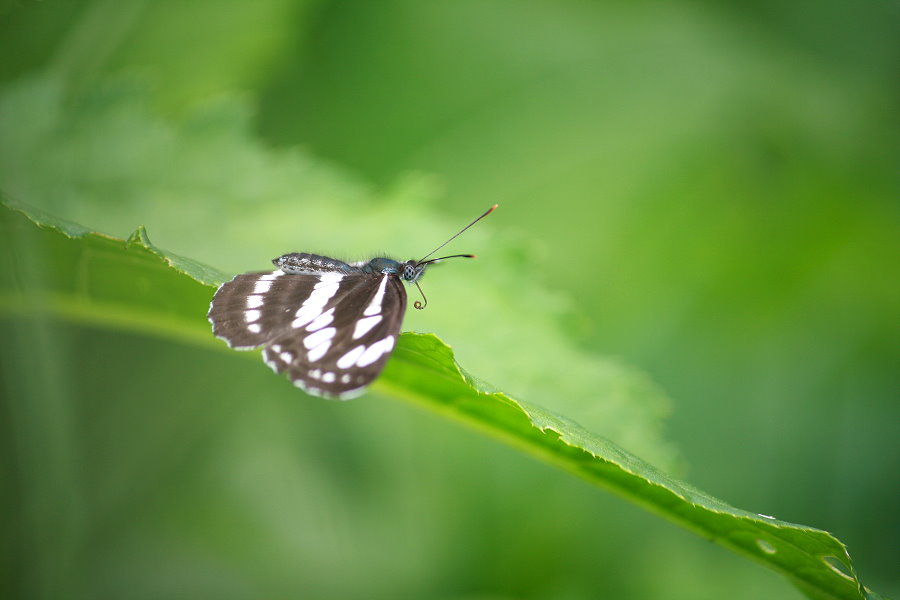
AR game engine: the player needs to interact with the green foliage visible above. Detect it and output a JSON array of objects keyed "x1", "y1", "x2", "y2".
[
  {"x1": 0, "y1": 193, "x2": 870, "y2": 600},
  {"x1": 0, "y1": 72, "x2": 679, "y2": 470},
  {"x1": 1, "y1": 1, "x2": 897, "y2": 599}
]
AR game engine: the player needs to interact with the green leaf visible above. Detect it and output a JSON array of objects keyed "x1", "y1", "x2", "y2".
[
  {"x1": 0, "y1": 196, "x2": 219, "y2": 346},
  {"x1": 0, "y1": 72, "x2": 680, "y2": 470},
  {"x1": 0, "y1": 197, "x2": 875, "y2": 600}
]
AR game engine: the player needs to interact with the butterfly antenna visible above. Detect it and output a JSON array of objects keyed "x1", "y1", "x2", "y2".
[
  {"x1": 417, "y1": 204, "x2": 498, "y2": 265},
  {"x1": 417, "y1": 253, "x2": 475, "y2": 266}
]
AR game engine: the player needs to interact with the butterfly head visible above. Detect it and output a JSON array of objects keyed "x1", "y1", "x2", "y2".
[{"x1": 401, "y1": 260, "x2": 427, "y2": 283}]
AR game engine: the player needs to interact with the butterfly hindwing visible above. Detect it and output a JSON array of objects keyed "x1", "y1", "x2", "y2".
[
  {"x1": 208, "y1": 253, "x2": 355, "y2": 349},
  {"x1": 209, "y1": 270, "x2": 322, "y2": 349}
]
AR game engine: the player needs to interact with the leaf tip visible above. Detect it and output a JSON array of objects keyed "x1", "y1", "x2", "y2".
[{"x1": 126, "y1": 224, "x2": 153, "y2": 249}]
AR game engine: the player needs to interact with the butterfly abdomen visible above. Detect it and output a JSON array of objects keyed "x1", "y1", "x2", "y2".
[{"x1": 273, "y1": 252, "x2": 355, "y2": 275}]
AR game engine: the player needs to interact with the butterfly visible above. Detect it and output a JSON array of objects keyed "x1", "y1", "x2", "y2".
[{"x1": 207, "y1": 205, "x2": 497, "y2": 399}]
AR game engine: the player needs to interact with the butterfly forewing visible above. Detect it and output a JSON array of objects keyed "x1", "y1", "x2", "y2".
[{"x1": 262, "y1": 273, "x2": 407, "y2": 398}]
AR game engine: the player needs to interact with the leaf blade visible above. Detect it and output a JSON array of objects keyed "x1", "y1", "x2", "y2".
[{"x1": 0, "y1": 198, "x2": 872, "y2": 600}]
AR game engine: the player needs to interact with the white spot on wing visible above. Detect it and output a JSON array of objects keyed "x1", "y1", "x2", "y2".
[
  {"x1": 353, "y1": 314, "x2": 383, "y2": 339},
  {"x1": 356, "y1": 335, "x2": 395, "y2": 368},
  {"x1": 262, "y1": 348, "x2": 277, "y2": 371},
  {"x1": 307, "y1": 341, "x2": 330, "y2": 362},
  {"x1": 364, "y1": 274, "x2": 389, "y2": 316},
  {"x1": 292, "y1": 305, "x2": 320, "y2": 328},
  {"x1": 340, "y1": 374, "x2": 351, "y2": 384},
  {"x1": 338, "y1": 387, "x2": 367, "y2": 400},
  {"x1": 254, "y1": 280, "x2": 273, "y2": 294},
  {"x1": 322, "y1": 372, "x2": 336, "y2": 383},
  {"x1": 260, "y1": 271, "x2": 283, "y2": 280},
  {"x1": 336, "y1": 345, "x2": 366, "y2": 369},
  {"x1": 294, "y1": 378, "x2": 322, "y2": 396},
  {"x1": 313, "y1": 281, "x2": 340, "y2": 296},
  {"x1": 280, "y1": 351, "x2": 294, "y2": 363},
  {"x1": 245, "y1": 309, "x2": 261, "y2": 322},
  {"x1": 290, "y1": 274, "x2": 344, "y2": 328},
  {"x1": 303, "y1": 327, "x2": 336, "y2": 350},
  {"x1": 248, "y1": 323, "x2": 261, "y2": 334},
  {"x1": 246, "y1": 295, "x2": 264, "y2": 309},
  {"x1": 306, "y1": 308, "x2": 335, "y2": 332},
  {"x1": 318, "y1": 272, "x2": 344, "y2": 283}
]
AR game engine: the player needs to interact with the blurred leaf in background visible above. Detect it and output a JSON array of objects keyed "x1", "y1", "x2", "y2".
[{"x1": 1, "y1": 1, "x2": 897, "y2": 599}]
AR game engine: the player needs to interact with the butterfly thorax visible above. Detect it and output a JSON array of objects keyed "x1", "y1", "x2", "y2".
[{"x1": 362, "y1": 257, "x2": 425, "y2": 283}]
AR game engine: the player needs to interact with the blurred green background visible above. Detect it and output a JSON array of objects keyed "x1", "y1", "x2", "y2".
[{"x1": 1, "y1": 1, "x2": 897, "y2": 599}]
